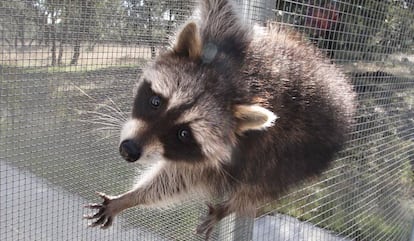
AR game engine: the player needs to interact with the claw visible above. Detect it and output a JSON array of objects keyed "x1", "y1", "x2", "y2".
[
  {"x1": 83, "y1": 214, "x2": 96, "y2": 220},
  {"x1": 196, "y1": 217, "x2": 212, "y2": 235},
  {"x1": 83, "y1": 209, "x2": 104, "y2": 220},
  {"x1": 89, "y1": 222, "x2": 99, "y2": 228},
  {"x1": 197, "y1": 202, "x2": 230, "y2": 240},
  {"x1": 102, "y1": 217, "x2": 113, "y2": 229},
  {"x1": 84, "y1": 203, "x2": 103, "y2": 209},
  {"x1": 90, "y1": 216, "x2": 106, "y2": 227},
  {"x1": 205, "y1": 228, "x2": 213, "y2": 241},
  {"x1": 84, "y1": 191, "x2": 117, "y2": 229},
  {"x1": 196, "y1": 222, "x2": 214, "y2": 241},
  {"x1": 205, "y1": 202, "x2": 215, "y2": 215}
]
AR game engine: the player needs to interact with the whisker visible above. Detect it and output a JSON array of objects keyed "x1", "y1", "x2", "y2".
[
  {"x1": 79, "y1": 119, "x2": 122, "y2": 128},
  {"x1": 91, "y1": 135, "x2": 118, "y2": 145},
  {"x1": 71, "y1": 83, "x2": 96, "y2": 101},
  {"x1": 72, "y1": 109, "x2": 122, "y2": 127},
  {"x1": 71, "y1": 82, "x2": 128, "y2": 122},
  {"x1": 106, "y1": 97, "x2": 129, "y2": 120},
  {"x1": 92, "y1": 127, "x2": 120, "y2": 132},
  {"x1": 84, "y1": 111, "x2": 125, "y2": 125},
  {"x1": 97, "y1": 103, "x2": 128, "y2": 122},
  {"x1": 82, "y1": 127, "x2": 118, "y2": 138},
  {"x1": 71, "y1": 84, "x2": 130, "y2": 139}
]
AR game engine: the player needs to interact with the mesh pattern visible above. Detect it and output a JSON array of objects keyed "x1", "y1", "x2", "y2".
[{"x1": 0, "y1": 0, "x2": 413, "y2": 241}]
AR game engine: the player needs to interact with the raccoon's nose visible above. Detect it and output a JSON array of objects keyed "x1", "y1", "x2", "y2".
[{"x1": 119, "y1": 140, "x2": 142, "y2": 162}]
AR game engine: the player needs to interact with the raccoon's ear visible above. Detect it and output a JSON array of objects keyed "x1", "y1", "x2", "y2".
[
  {"x1": 198, "y1": 0, "x2": 250, "y2": 59},
  {"x1": 234, "y1": 105, "x2": 278, "y2": 133},
  {"x1": 173, "y1": 22, "x2": 202, "y2": 61}
]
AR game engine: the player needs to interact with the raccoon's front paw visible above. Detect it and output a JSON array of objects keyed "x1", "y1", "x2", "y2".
[
  {"x1": 84, "y1": 192, "x2": 121, "y2": 229},
  {"x1": 196, "y1": 203, "x2": 223, "y2": 240}
]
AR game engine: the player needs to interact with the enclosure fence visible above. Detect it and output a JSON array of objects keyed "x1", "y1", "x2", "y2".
[{"x1": 1, "y1": 0, "x2": 414, "y2": 240}]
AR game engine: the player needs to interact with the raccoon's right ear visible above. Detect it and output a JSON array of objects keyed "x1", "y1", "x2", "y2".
[
  {"x1": 234, "y1": 105, "x2": 278, "y2": 133},
  {"x1": 173, "y1": 22, "x2": 202, "y2": 61}
]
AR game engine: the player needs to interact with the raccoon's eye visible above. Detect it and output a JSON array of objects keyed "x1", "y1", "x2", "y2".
[
  {"x1": 149, "y1": 96, "x2": 161, "y2": 109},
  {"x1": 177, "y1": 128, "x2": 191, "y2": 142}
]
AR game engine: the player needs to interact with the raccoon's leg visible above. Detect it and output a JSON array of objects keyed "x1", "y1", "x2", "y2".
[
  {"x1": 196, "y1": 189, "x2": 257, "y2": 240},
  {"x1": 196, "y1": 202, "x2": 232, "y2": 240},
  {"x1": 84, "y1": 162, "x2": 196, "y2": 228}
]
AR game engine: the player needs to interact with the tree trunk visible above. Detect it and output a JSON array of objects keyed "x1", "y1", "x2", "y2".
[
  {"x1": 58, "y1": 21, "x2": 68, "y2": 66},
  {"x1": 18, "y1": 15, "x2": 25, "y2": 47},
  {"x1": 58, "y1": 41, "x2": 64, "y2": 65},
  {"x1": 28, "y1": 38, "x2": 35, "y2": 47},
  {"x1": 51, "y1": 38, "x2": 56, "y2": 66},
  {"x1": 51, "y1": 13, "x2": 57, "y2": 66},
  {"x1": 70, "y1": 41, "x2": 80, "y2": 65},
  {"x1": 70, "y1": 0, "x2": 93, "y2": 65},
  {"x1": 1, "y1": 28, "x2": 12, "y2": 47}
]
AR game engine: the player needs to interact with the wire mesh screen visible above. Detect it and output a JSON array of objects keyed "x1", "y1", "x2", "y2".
[{"x1": 0, "y1": 0, "x2": 413, "y2": 241}]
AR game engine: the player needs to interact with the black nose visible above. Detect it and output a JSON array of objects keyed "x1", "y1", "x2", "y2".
[{"x1": 119, "y1": 140, "x2": 142, "y2": 162}]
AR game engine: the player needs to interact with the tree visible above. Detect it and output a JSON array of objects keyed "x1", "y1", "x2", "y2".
[
  {"x1": 40, "y1": 0, "x2": 98, "y2": 66},
  {"x1": 121, "y1": 0, "x2": 192, "y2": 55},
  {"x1": 69, "y1": 0, "x2": 96, "y2": 65},
  {"x1": 0, "y1": 0, "x2": 46, "y2": 48}
]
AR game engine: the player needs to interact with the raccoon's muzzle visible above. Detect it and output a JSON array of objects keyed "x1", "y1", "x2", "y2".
[{"x1": 119, "y1": 139, "x2": 142, "y2": 162}]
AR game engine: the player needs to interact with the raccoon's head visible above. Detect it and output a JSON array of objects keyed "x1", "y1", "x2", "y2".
[{"x1": 119, "y1": 0, "x2": 277, "y2": 168}]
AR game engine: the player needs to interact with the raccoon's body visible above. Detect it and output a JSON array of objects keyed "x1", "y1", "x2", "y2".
[{"x1": 85, "y1": 0, "x2": 355, "y2": 239}]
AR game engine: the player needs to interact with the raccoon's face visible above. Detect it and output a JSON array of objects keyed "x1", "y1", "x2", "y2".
[
  {"x1": 119, "y1": 22, "x2": 277, "y2": 167},
  {"x1": 119, "y1": 59, "x2": 236, "y2": 166}
]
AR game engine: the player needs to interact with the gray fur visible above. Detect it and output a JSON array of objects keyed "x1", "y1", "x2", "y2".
[{"x1": 85, "y1": 0, "x2": 356, "y2": 239}]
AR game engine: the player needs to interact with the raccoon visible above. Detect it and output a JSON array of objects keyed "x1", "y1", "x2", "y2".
[{"x1": 84, "y1": 0, "x2": 355, "y2": 239}]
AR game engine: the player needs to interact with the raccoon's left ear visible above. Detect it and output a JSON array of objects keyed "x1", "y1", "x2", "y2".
[
  {"x1": 234, "y1": 105, "x2": 278, "y2": 133},
  {"x1": 173, "y1": 22, "x2": 202, "y2": 61}
]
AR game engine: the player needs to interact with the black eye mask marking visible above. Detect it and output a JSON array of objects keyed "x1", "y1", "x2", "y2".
[
  {"x1": 131, "y1": 81, "x2": 204, "y2": 162},
  {"x1": 160, "y1": 124, "x2": 204, "y2": 163},
  {"x1": 132, "y1": 81, "x2": 167, "y2": 119}
]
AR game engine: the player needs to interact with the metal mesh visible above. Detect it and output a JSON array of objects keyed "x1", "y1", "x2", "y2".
[{"x1": 0, "y1": 0, "x2": 413, "y2": 240}]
